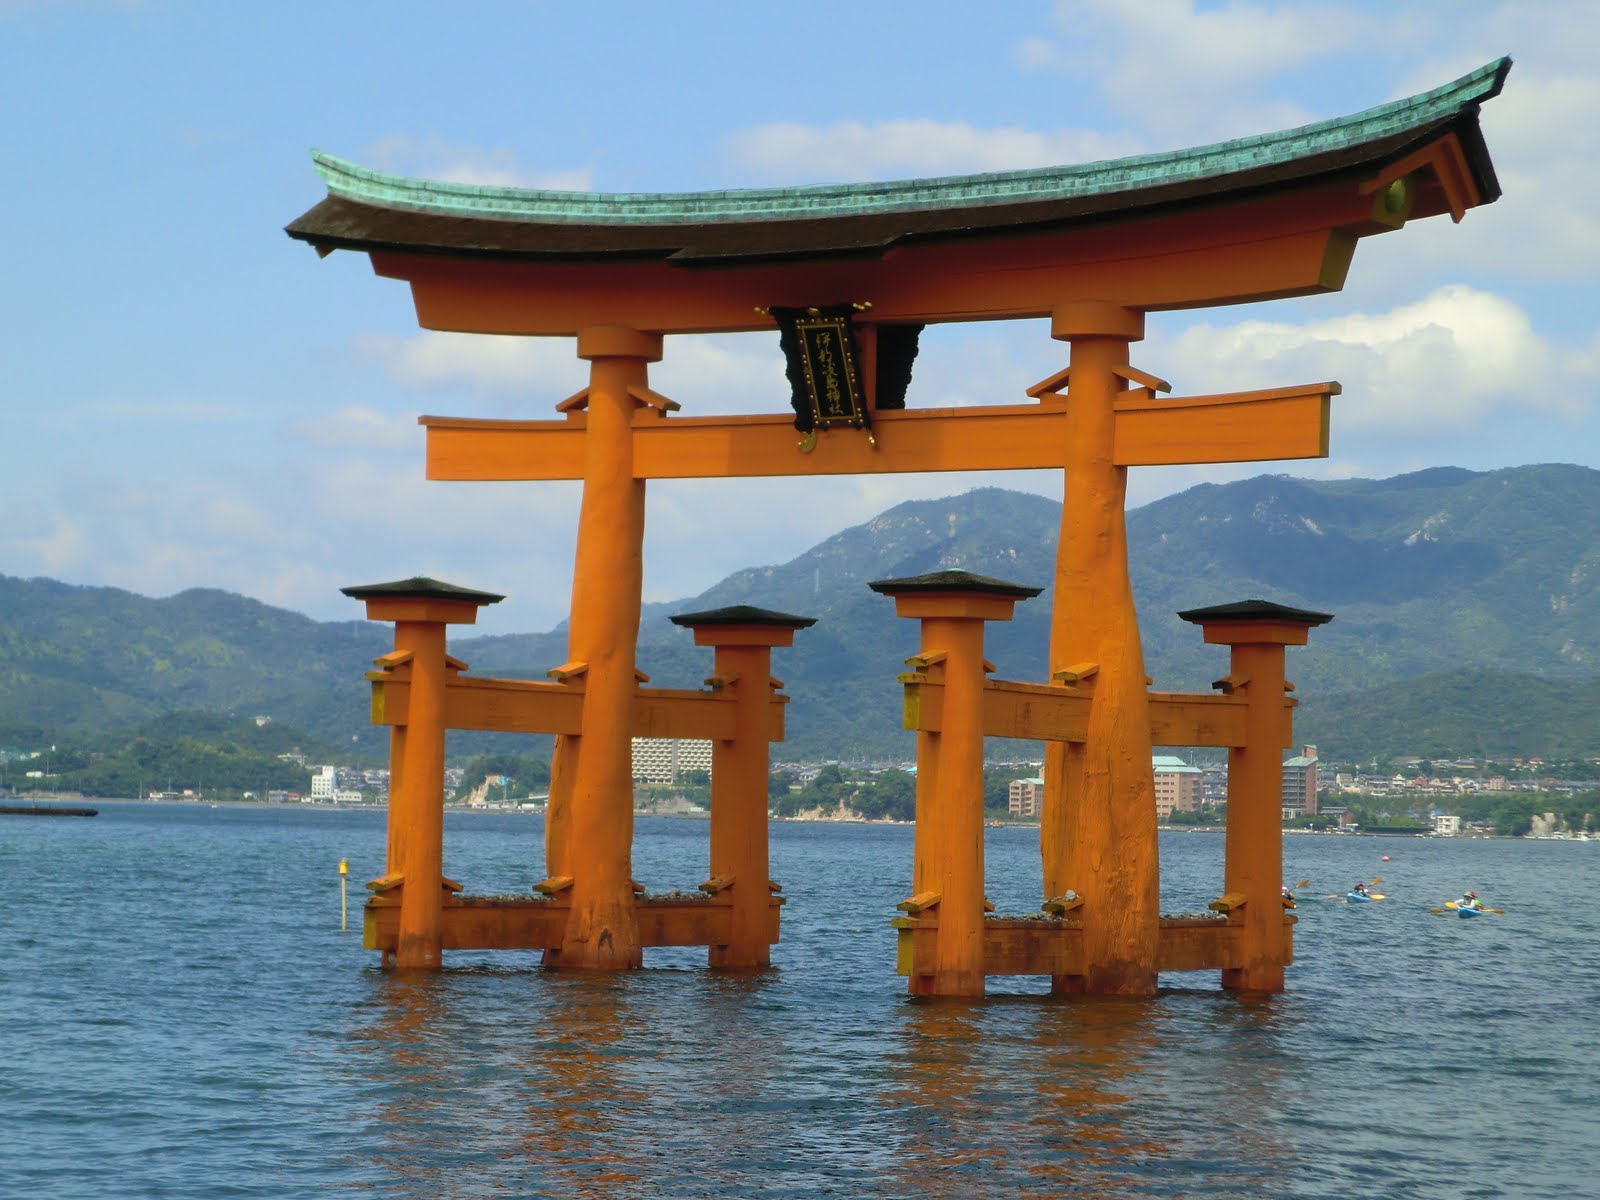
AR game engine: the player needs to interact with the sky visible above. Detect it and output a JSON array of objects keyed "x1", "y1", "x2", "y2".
[{"x1": 3, "y1": 1, "x2": 1597, "y2": 636}]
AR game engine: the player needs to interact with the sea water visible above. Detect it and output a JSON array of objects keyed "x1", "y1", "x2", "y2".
[{"x1": 3, "y1": 803, "x2": 1597, "y2": 1198}]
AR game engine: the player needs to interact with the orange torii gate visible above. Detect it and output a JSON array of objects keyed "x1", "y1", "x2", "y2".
[{"x1": 289, "y1": 59, "x2": 1508, "y2": 992}]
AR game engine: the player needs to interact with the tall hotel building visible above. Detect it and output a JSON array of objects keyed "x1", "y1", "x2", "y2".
[{"x1": 630, "y1": 738, "x2": 713, "y2": 785}]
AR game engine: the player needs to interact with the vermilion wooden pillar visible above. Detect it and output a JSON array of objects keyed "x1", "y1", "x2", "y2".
[
  {"x1": 670, "y1": 605, "x2": 815, "y2": 968},
  {"x1": 1180, "y1": 600, "x2": 1332, "y2": 993},
  {"x1": 552, "y1": 326, "x2": 662, "y2": 969},
  {"x1": 871, "y1": 570, "x2": 1040, "y2": 997},
  {"x1": 342, "y1": 576, "x2": 503, "y2": 969},
  {"x1": 1043, "y1": 302, "x2": 1162, "y2": 997}
]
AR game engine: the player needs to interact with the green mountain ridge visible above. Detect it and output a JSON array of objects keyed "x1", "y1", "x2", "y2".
[{"x1": 6, "y1": 463, "x2": 1600, "y2": 761}]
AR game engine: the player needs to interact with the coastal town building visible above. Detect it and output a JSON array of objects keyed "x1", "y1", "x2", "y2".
[
  {"x1": 630, "y1": 737, "x2": 713, "y2": 785},
  {"x1": 1008, "y1": 777, "x2": 1044, "y2": 819},
  {"x1": 1153, "y1": 756, "x2": 1203, "y2": 819},
  {"x1": 310, "y1": 765, "x2": 337, "y2": 802},
  {"x1": 1282, "y1": 746, "x2": 1319, "y2": 820}
]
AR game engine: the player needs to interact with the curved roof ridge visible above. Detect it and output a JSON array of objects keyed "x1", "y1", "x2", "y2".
[{"x1": 311, "y1": 58, "x2": 1508, "y2": 227}]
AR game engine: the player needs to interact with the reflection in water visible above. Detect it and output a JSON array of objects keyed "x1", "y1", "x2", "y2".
[
  {"x1": 354, "y1": 969, "x2": 659, "y2": 1198},
  {"x1": 881, "y1": 994, "x2": 1300, "y2": 1199},
  {"x1": 6, "y1": 807, "x2": 1587, "y2": 1198},
  {"x1": 348, "y1": 968, "x2": 1303, "y2": 1198},
  {"x1": 354, "y1": 968, "x2": 898, "y2": 1198}
]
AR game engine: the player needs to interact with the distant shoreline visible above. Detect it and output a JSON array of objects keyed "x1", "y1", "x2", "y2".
[{"x1": 10, "y1": 796, "x2": 1553, "y2": 839}]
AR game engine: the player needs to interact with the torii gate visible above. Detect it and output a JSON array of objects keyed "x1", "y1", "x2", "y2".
[{"x1": 289, "y1": 59, "x2": 1508, "y2": 991}]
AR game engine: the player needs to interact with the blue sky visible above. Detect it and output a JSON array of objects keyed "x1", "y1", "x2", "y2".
[{"x1": 3, "y1": 1, "x2": 1595, "y2": 635}]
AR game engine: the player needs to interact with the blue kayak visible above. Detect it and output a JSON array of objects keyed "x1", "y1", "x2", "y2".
[
  {"x1": 1346, "y1": 892, "x2": 1372, "y2": 903},
  {"x1": 1457, "y1": 905, "x2": 1482, "y2": 919}
]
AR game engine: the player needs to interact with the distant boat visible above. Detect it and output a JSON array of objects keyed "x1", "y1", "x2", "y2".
[{"x1": 0, "y1": 802, "x2": 97, "y2": 817}]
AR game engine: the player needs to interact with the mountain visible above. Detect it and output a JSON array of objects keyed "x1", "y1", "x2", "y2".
[
  {"x1": 6, "y1": 464, "x2": 1600, "y2": 761},
  {"x1": 0, "y1": 576, "x2": 390, "y2": 755},
  {"x1": 464, "y1": 465, "x2": 1600, "y2": 757}
]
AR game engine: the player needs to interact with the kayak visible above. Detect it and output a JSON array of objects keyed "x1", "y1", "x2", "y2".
[
  {"x1": 1346, "y1": 891, "x2": 1372, "y2": 902},
  {"x1": 1458, "y1": 906, "x2": 1482, "y2": 919}
]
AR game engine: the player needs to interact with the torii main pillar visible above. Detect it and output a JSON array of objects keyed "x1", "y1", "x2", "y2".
[{"x1": 1043, "y1": 303, "x2": 1159, "y2": 996}]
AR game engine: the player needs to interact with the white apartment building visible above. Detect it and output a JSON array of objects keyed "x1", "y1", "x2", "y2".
[
  {"x1": 309, "y1": 764, "x2": 337, "y2": 802},
  {"x1": 631, "y1": 738, "x2": 713, "y2": 785}
]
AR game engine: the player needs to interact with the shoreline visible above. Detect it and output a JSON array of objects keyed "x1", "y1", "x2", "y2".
[{"x1": 12, "y1": 796, "x2": 1556, "y2": 839}]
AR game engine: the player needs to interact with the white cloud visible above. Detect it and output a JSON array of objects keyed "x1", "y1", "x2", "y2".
[
  {"x1": 3, "y1": 454, "x2": 589, "y2": 633},
  {"x1": 647, "y1": 333, "x2": 789, "y2": 415},
  {"x1": 357, "y1": 329, "x2": 792, "y2": 419},
  {"x1": 355, "y1": 331, "x2": 589, "y2": 412},
  {"x1": 1015, "y1": 35, "x2": 1064, "y2": 72},
  {"x1": 16, "y1": 514, "x2": 88, "y2": 574},
  {"x1": 1153, "y1": 285, "x2": 1583, "y2": 444},
  {"x1": 83, "y1": 397, "x2": 252, "y2": 422},
  {"x1": 1033, "y1": 0, "x2": 1369, "y2": 142},
  {"x1": 1365, "y1": 67, "x2": 1600, "y2": 283},
  {"x1": 284, "y1": 405, "x2": 422, "y2": 453},
  {"x1": 357, "y1": 135, "x2": 593, "y2": 191},
  {"x1": 723, "y1": 120, "x2": 1140, "y2": 183}
]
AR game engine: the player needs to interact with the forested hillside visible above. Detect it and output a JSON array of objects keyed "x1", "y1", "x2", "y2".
[{"x1": 7, "y1": 464, "x2": 1600, "y2": 762}]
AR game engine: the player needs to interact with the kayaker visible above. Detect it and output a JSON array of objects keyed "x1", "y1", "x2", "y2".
[
  {"x1": 1458, "y1": 890, "x2": 1482, "y2": 911},
  {"x1": 1352, "y1": 882, "x2": 1368, "y2": 897}
]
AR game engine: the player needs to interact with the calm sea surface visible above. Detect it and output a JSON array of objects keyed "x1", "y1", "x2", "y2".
[{"x1": 3, "y1": 802, "x2": 1597, "y2": 1198}]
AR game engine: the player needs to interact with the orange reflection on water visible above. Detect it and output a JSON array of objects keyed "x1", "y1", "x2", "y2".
[
  {"x1": 354, "y1": 970, "x2": 653, "y2": 1199},
  {"x1": 351, "y1": 971, "x2": 1298, "y2": 1198},
  {"x1": 881, "y1": 996, "x2": 1181, "y2": 1198}
]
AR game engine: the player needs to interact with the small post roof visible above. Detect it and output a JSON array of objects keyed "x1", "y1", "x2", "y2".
[
  {"x1": 340, "y1": 576, "x2": 505, "y2": 605},
  {"x1": 868, "y1": 568, "x2": 1043, "y2": 599},
  {"x1": 669, "y1": 604, "x2": 817, "y2": 629},
  {"x1": 1177, "y1": 599, "x2": 1333, "y2": 626}
]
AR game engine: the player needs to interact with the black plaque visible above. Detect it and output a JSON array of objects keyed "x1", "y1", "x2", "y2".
[{"x1": 772, "y1": 304, "x2": 869, "y2": 435}]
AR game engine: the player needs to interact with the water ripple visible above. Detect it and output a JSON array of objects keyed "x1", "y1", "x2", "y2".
[{"x1": 4, "y1": 807, "x2": 1599, "y2": 1197}]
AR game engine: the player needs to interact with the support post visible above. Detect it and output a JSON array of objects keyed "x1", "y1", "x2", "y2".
[
  {"x1": 343, "y1": 576, "x2": 503, "y2": 969},
  {"x1": 670, "y1": 605, "x2": 815, "y2": 968},
  {"x1": 871, "y1": 570, "x2": 1040, "y2": 997},
  {"x1": 1179, "y1": 600, "x2": 1332, "y2": 992},
  {"x1": 1041, "y1": 302, "x2": 1161, "y2": 996},
  {"x1": 552, "y1": 326, "x2": 662, "y2": 969}
]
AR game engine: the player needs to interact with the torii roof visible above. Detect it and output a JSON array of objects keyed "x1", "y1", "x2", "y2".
[{"x1": 287, "y1": 59, "x2": 1508, "y2": 269}]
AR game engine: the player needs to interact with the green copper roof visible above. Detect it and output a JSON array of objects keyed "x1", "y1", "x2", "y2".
[
  {"x1": 1176, "y1": 599, "x2": 1333, "y2": 626},
  {"x1": 340, "y1": 576, "x2": 505, "y2": 605},
  {"x1": 867, "y1": 568, "x2": 1043, "y2": 599},
  {"x1": 669, "y1": 604, "x2": 817, "y2": 629},
  {"x1": 311, "y1": 59, "x2": 1508, "y2": 227}
]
